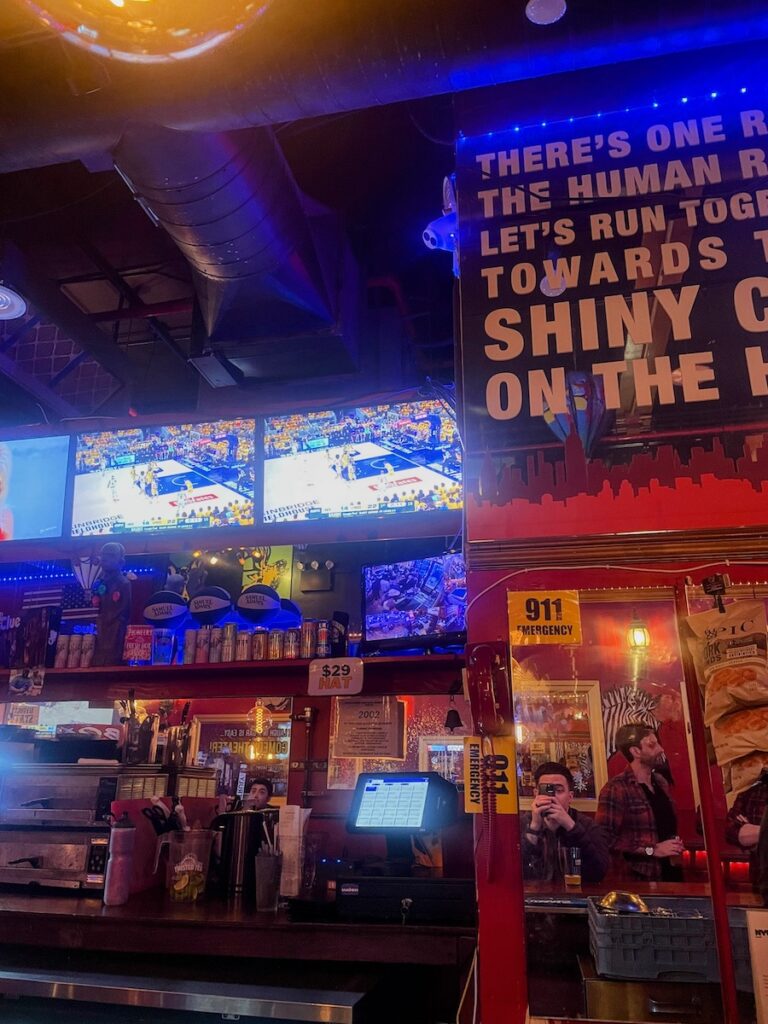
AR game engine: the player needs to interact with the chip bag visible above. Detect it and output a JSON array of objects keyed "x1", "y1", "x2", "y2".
[
  {"x1": 710, "y1": 706, "x2": 768, "y2": 766},
  {"x1": 685, "y1": 600, "x2": 768, "y2": 726}
]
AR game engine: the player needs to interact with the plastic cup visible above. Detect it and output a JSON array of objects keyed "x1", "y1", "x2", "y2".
[
  {"x1": 166, "y1": 830, "x2": 213, "y2": 902},
  {"x1": 559, "y1": 845, "x2": 582, "y2": 886},
  {"x1": 152, "y1": 628, "x2": 175, "y2": 665},
  {"x1": 255, "y1": 854, "x2": 282, "y2": 912}
]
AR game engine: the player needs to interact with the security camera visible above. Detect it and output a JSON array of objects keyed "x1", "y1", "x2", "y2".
[{"x1": 422, "y1": 212, "x2": 457, "y2": 252}]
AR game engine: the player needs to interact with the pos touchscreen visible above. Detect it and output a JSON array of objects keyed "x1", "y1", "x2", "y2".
[{"x1": 346, "y1": 772, "x2": 458, "y2": 834}]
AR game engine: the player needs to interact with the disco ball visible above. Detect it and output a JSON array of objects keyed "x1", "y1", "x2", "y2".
[{"x1": 16, "y1": 0, "x2": 273, "y2": 64}]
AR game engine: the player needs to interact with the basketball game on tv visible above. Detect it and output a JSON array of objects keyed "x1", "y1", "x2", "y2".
[
  {"x1": 362, "y1": 552, "x2": 467, "y2": 647},
  {"x1": 262, "y1": 399, "x2": 462, "y2": 523},
  {"x1": 71, "y1": 419, "x2": 256, "y2": 537}
]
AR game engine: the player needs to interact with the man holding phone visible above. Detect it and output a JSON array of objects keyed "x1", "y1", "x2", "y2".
[{"x1": 521, "y1": 762, "x2": 610, "y2": 883}]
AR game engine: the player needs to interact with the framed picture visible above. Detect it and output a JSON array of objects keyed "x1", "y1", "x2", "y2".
[
  {"x1": 514, "y1": 680, "x2": 607, "y2": 811},
  {"x1": 418, "y1": 735, "x2": 466, "y2": 787},
  {"x1": 189, "y1": 701, "x2": 292, "y2": 802}
]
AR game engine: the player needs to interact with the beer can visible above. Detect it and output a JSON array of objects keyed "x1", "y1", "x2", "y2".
[
  {"x1": 54, "y1": 634, "x2": 70, "y2": 669},
  {"x1": 316, "y1": 619, "x2": 331, "y2": 658},
  {"x1": 195, "y1": 626, "x2": 211, "y2": 664},
  {"x1": 268, "y1": 629, "x2": 285, "y2": 660},
  {"x1": 236, "y1": 630, "x2": 252, "y2": 662},
  {"x1": 252, "y1": 627, "x2": 268, "y2": 661},
  {"x1": 299, "y1": 620, "x2": 317, "y2": 660},
  {"x1": 183, "y1": 629, "x2": 198, "y2": 665},
  {"x1": 284, "y1": 628, "x2": 301, "y2": 659},
  {"x1": 80, "y1": 632, "x2": 96, "y2": 669},
  {"x1": 66, "y1": 633, "x2": 83, "y2": 669},
  {"x1": 209, "y1": 627, "x2": 223, "y2": 664},
  {"x1": 221, "y1": 623, "x2": 237, "y2": 663}
]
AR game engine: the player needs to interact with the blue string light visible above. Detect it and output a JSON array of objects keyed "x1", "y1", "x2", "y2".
[
  {"x1": 456, "y1": 83, "x2": 763, "y2": 144},
  {"x1": 0, "y1": 567, "x2": 156, "y2": 585}
]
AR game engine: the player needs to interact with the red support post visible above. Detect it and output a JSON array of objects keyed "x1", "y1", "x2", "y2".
[{"x1": 466, "y1": 641, "x2": 528, "y2": 1024}]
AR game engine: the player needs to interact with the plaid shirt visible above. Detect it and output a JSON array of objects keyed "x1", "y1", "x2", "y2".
[
  {"x1": 725, "y1": 782, "x2": 768, "y2": 847},
  {"x1": 726, "y1": 781, "x2": 768, "y2": 885},
  {"x1": 596, "y1": 767, "x2": 676, "y2": 880}
]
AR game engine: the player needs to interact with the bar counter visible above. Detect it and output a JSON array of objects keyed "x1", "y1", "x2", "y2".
[{"x1": 0, "y1": 890, "x2": 476, "y2": 967}]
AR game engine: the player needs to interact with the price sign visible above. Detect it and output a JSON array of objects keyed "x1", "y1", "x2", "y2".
[
  {"x1": 507, "y1": 590, "x2": 582, "y2": 646},
  {"x1": 308, "y1": 657, "x2": 364, "y2": 695}
]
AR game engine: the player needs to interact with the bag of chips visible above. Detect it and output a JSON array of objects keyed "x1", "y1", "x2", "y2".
[
  {"x1": 686, "y1": 601, "x2": 768, "y2": 726},
  {"x1": 730, "y1": 750, "x2": 768, "y2": 795},
  {"x1": 711, "y1": 706, "x2": 768, "y2": 765}
]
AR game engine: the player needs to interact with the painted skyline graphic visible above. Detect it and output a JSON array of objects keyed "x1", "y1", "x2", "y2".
[{"x1": 469, "y1": 431, "x2": 768, "y2": 541}]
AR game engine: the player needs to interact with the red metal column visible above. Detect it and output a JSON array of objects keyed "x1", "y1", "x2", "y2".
[
  {"x1": 473, "y1": 811, "x2": 528, "y2": 1023},
  {"x1": 673, "y1": 580, "x2": 740, "y2": 1024},
  {"x1": 465, "y1": 641, "x2": 528, "y2": 1024}
]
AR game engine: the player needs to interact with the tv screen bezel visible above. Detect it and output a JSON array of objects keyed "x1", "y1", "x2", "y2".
[
  {"x1": 359, "y1": 550, "x2": 467, "y2": 653},
  {"x1": 261, "y1": 396, "x2": 462, "y2": 529}
]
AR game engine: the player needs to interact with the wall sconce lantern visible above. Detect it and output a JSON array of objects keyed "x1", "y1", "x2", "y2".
[{"x1": 627, "y1": 613, "x2": 651, "y2": 652}]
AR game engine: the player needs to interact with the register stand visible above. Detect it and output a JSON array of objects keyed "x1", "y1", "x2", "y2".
[{"x1": 336, "y1": 772, "x2": 476, "y2": 925}]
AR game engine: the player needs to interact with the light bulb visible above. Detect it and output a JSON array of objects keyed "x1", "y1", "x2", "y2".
[
  {"x1": 525, "y1": 0, "x2": 567, "y2": 25},
  {"x1": 0, "y1": 286, "x2": 27, "y2": 321},
  {"x1": 16, "y1": 0, "x2": 274, "y2": 64}
]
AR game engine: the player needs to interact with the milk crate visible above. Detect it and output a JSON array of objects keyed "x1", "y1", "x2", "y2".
[{"x1": 588, "y1": 897, "x2": 719, "y2": 982}]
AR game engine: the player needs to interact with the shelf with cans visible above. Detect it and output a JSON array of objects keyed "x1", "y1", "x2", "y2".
[{"x1": 2, "y1": 654, "x2": 466, "y2": 704}]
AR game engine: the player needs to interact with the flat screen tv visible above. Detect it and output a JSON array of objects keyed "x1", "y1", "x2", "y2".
[
  {"x1": 71, "y1": 419, "x2": 256, "y2": 536},
  {"x1": 262, "y1": 399, "x2": 462, "y2": 523},
  {"x1": 0, "y1": 435, "x2": 70, "y2": 541},
  {"x1": 361, "y1": 552, "x2": 467, "y2": 651}
]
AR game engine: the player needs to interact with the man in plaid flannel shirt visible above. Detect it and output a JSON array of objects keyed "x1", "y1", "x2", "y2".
[
  {"x1": 596, "y1": 724, "x2": 684, "y2": 881},
  {"x1": 726, "y1": 773, "x2": 768, "y2": 886}
]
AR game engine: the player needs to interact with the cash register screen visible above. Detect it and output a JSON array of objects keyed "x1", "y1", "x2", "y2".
[{"x1": 354, "y1": 776, "x2": 430, "y2": 830}]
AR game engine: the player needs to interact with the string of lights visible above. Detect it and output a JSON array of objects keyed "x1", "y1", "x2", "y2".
[{"x1": 458, "y1": 83, "x2": 755, "y2": 140}]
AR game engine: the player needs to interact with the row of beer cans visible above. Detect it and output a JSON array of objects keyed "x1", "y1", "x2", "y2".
[
  {"x1": 181, "y1": 620, "x2": 337, "y2": 664},
  {"x1": 54, "y1": 632, "x2": 96, "y2": 669}
]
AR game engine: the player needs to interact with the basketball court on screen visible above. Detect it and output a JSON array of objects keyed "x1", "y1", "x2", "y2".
[
  {"x1": 72, "y1": 459, "x2": 249, "y2": 535},
  {"x1": 263, "y1": 442, "x2": 456, "y2": 523}
]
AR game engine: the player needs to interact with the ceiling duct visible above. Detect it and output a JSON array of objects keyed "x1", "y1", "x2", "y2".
[
  {"x1": 113, "y1": 125, "x2": 337, "y2": 345},
  {"x1": 1, "y1": 0, "x2": 768, "y2": 172}
]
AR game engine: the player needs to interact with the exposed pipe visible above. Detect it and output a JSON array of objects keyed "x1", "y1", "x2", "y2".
[
  {"x1": 2, "y1": 0, "x2": 768, "y2": 171},
  {"x1": 112, "y1": 125, "x2": 334, "y2": 340}
]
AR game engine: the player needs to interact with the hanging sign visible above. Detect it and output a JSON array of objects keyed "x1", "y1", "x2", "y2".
[
  {"x1": 333, "y1": 697, "x2": 405, "y2": 759},
  {"x1": 308, "y1": 657, "x2": 364, "y2": 695},
  {"x1": 456, "y1": 92, "x2": 768, "y2": 545},
  {"x1": 508, "y1": 590, "x2": 582, "y2": 645},
  {"x1": 463, "y1": 736, "x2": 518, "y2": 814}
]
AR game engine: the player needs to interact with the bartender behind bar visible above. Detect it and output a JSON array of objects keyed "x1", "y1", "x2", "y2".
[
  {"x1": 597, "y1": 724, "x2": 684, "y2": 881},
  {"x1": 521, "y1": 762, "x2": 609, "y2": 883}
]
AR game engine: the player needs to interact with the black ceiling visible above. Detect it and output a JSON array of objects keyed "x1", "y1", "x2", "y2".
[{"x1": 0, "y1": 0, "x2": 764, "y2": 425}]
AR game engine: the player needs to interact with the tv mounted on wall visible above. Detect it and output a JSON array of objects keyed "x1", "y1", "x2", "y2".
[
  {"x1": 360, "y1": 551, "x2": 467, "y2": 652},
  {"x1": 262, "y1": 399, "x2": 462, "y2": 524},
  {"x1": 0, "y1": 435, "x2": 70, "y2": 542},
  {"x1": 71, "y1": 419, "x2": 256, "y2": 537}
]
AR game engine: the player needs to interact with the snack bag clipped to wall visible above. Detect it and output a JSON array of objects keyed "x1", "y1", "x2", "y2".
[{"x1": 685, "y1": 600, "x2": 768, "y2": 727}]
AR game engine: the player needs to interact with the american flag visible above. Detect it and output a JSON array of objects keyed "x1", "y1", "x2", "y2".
[{"x1": 22, "y1": 583, "x2": 98, "y2": 624}]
